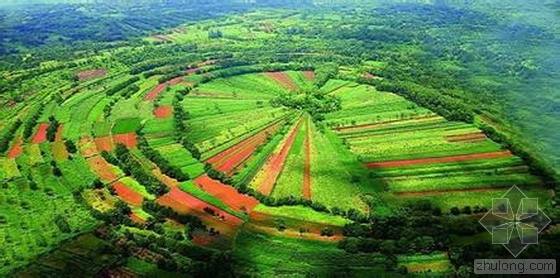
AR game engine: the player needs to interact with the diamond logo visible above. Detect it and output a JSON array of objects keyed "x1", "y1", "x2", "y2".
[{"x1": 479, "y1": 185, "x2": 551, "y2": 257}]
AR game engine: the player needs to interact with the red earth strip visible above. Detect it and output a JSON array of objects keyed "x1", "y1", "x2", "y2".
[
  {"x1": 76, "y1": 69, "x2": 107, "y2": 81},
  {"x1": 206, "y1": 120, "x2": 283, "y2": 169},
  {"x1": 445, "y1": 132, "x2": 486, "y2": 143},
  {"x1": 203, "y1": 115, "x2": 289, "y2": 157},
  {"x1": 144, "y1": 76, "x2": 184, "y2": 101},
  {"x1": 130, "y1": 213, "x2": 146, "y2": 224},
  {"x1": 257, "y1": 117, "x2": 304, "y2": 195},
  {"x1": 87, "y1": 156, "x2": 121, "y2": 182},
  {"x1": 7, "y1": 137, "x2": 22, "y2": 158},
  {"x1": 154, "y1": 106, "x2": 173, "y2": 118},
  {"x1": 157, "y1": 186, "x2": 244, "y2": 227},
  {"x1": 365, "y1": 151, "x2": 513, "y2": 169},
  {"x1": 79, "y1": 137, "x2": 99, "y2": 157},
  {"x1": 113, "y1": 133, "x2": 137, "y2": 148},
  {"x1": 112, "y1": 181, "x2": 144, "y2": 206},
  {"x1": 302, "y1": 118, "x2": 312, "y2": 199},
  {"x1": 264, "y1": 72, "x2": 298, "y2": 91},
  {"x1": 194, "y1": 174, "x2": 259, "y2": 213},
  {"x1": 32, "y1": 123, "x2": 49, "y2": 144},
  {"x1": 94, "y1": 136, "x2": 114, "y2": 152},
  {"x1": 303, "y1": 71, "x2": 315, "y2": 81}
]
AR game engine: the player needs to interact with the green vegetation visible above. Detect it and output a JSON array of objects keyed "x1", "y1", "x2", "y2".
[{"x1": 1, "y1": 1, "x2": 560, "y2": 277}]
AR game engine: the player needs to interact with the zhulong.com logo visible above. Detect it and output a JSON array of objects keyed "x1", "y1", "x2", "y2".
[{"x1": 479, "y1": 185, "x2": 551, "y2": 257}]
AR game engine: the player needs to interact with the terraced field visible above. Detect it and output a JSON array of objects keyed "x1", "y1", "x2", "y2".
[{"x1": 0, "y1": 48, "x2": 554, "y2": 276}]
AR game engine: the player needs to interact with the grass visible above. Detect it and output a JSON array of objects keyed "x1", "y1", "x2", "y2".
[
  {"x1": 398, "y1": 252, "x2": 453, "y2": 274},
  {"x1": 112, "y1": 117, "x2": 142, "y2": 134},
  {"x1": 252, "y1": 204, "x2": 351, "y2": 226},
  {"x1": 233, "y1": 231, "x2": 392, "y2": 277},
  {"x1": 119, "y1": 177, "x2": 156, "y2": 200}
]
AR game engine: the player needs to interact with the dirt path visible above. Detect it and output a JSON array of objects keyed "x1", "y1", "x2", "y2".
[
  {"x1": 303, "y1": 117, "x2": 312, "y2": 199},
  {"x1": 365, "y1": 151, "x2": 512, "y2": 168}
]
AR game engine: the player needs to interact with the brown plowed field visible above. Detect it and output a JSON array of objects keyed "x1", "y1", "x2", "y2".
[{"x1": 365, "y1": 151, "x2": 512, "y2": 168}]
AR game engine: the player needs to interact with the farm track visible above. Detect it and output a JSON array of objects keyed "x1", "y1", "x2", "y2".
[
  {"x1": 365, "y1": 151, "x2": 513, "y2": 168},
  {"x1": 303, "y1": 117, "x2": 312, "y2": 199},
  {"x1": 257, "y1": 116, "x2": 305, "y2": 195}
]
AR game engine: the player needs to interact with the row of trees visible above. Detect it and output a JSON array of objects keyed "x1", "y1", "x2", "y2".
[
  {"x1": 46, "y1": 116, "x2": 60, "y2": 142},
  {"x1": 171, "y1": 87, "x2": 202, "y2": 160},
  {"x1": 105, "y1": 76, "x2": 140, "y2": 96},
  {"x1": 136, "y1": 135, "x2": 189, "y2": 181},
  {"x1": 0, "y1": 119, "x2": 22, "y2": 154},
  {"x1": 101, "y1": 144, "x2": 168, "y2": 196},
  {"x1": 22, "y1": 104, "x2": 45, "y2": 140}
]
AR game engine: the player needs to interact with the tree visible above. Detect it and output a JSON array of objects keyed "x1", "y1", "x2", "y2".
[{"x1": 450, "y1": 207, "x2": 461, "y2": 215}]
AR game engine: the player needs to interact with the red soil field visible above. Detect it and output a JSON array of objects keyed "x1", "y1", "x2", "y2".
[
  {"x1": 194, "y1": 174, "x2": 259, "y2": 213},
  {"x1": 264, "y1": 71, "x2": 298, "y2": 91},
  {"x1": 7, "y1": 100, "x2": 17, "y2": 107},
  {"x1": 206, "y1": 120, "x2": 284, "y2": 174},
  {"x1": 7, "y1": 137, "x2": 22, "y2": 159},
  {"x1": 113, "y1": 133, "x2": 137, "y2": 148},
  {"x1": 152, "y1": 35, "x2": 171, "y2": 42},
  {"x1": 31, "y1": 123, "x2": 49, "y2": 144},
  {"x1": 144, "y1": 83, "x2": 166, "y2": 101},
  {"x1": 87, "y1": 156, "x2": 121, "y2": 182},
  {"x1": 363, "y1": 73, "x2": 377, "y2": 79},
  {"x1": 445, "y1": 132, "x2": 486, "y2": 143},
  {"x1": 157, "y1": 187, "x2": 244, "y2": 226},
  {"x1": 154, "y1": 106, "x2": 173, "y2": 118},
  {"x1": 334, "y1": 115, "x2": 441, "y2": 132},
  {"x1": 112, "y1": 181, "x2": 144, "y2": 206},
  {"x1": 365, "y1": 151, "x2": 513, "y2": 168},
  {"x1": 130, "y1": 213, "x2": 146, "y2": 224},
  {"x1": 144, "y1": 77, "x2": 184, "y2": 101},
  {"x1": 303, "y1": 71, "x2": 315, "y2": 81},
  {"x1": 79, "y1": 137, "x2": 99, "y2": 157},
  {"x1": 303, "y1": 119, "x2": 312, "y2": 199},
  {"x1": 257, "y1": 117, "x2": 304, "y2": 195},
  {"x1": 94, "y1": 136, "x2": 114, "y2": 152},
  {"x1": 76, "y1": 69, "x2": 107, "y2": 81}
]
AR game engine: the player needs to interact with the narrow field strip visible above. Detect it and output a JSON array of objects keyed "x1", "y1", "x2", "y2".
[
  {"x1": 365, "y1": 151, "x2": 512, "y2": 168},
  {"x1": 194, "y1": 174, "x2": 259, "y2": 213},
  {"x1": 111, "y1": 181, "x2": 144, "y2": 206},
  {"x1": 256, "y1": 116, "x2": 304, "y2": 195},
  {"x1": 264, "y1": 71, "x2": 298, "y2": 91},
  {"x1": 394, "y1": 186, "x2": 514, "y2": 197},
  {"x1": 445, "y1": 132, "x2": 486, "y2": 143},
  {"x1": 144, "y1": 76, "x2": 184, "y2": 101},
  {"x1": 334, "y1": 115, "x2": 443, "y2": 133}
]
